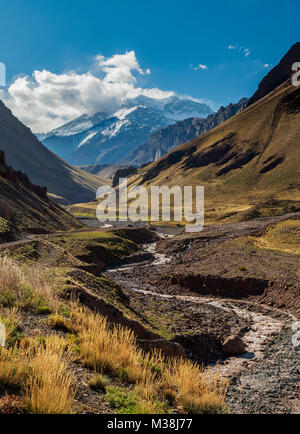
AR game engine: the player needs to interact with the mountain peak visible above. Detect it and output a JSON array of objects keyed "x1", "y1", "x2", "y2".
[{"x1": 247, "y1": 42, "x2": 300, "y2": 106}]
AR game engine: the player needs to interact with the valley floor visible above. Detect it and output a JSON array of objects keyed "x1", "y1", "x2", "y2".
[
  {"x1": 0, "y1": 213, "x2": 299, "y2": 414},
  {"x1": 102, "y1": 214, "x2": 300, "y2": 413}
]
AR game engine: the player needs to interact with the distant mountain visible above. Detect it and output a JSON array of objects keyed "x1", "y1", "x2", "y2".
[
  {"x1": 0, "y1": 100, "x2": 107, "y2": 204},
  {"x1": 122, "y1": 98, "x2": 248, "y2": 166},
  {"x1": 0, "y1": 150, "x2": 79, "y2": 242},
  {"x1": 39, "y1": 96, "x2": 213, "y2": 166},
  {"x1": 124, "y1": 95, "x2": 213, "y2": 121},
  {"x1": 77, "y1": 164, "x2": 130, "y2": 180}
]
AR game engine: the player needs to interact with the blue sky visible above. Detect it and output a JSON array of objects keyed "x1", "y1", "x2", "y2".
[{"x1": 0, "y1": 0, "x2": 299, "y2": 131}]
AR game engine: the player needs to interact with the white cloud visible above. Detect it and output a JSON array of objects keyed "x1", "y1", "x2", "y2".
[
  {"x1": 228, "y1": 44, "x2": 251, "y2": 57},
  {"x1": 1, "y1": 51, "x2": 173, "y2": 133},
  {"x1": 263, "y1": 63, "x2": 273, "y2": 69},
  {"x1": 190, "y1": 64, "x2": 208, "y2": 71}
]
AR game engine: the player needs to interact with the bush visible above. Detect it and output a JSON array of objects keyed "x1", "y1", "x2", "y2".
[
  {"x1": 88, "y1": 374, "x2": 108, "y2": 391},
  {"x1": 37, "y1": 306, "x2": 52, "y2": 315},
  {"x1": 48, "y1": 314, "x2": 75, "y2": 333}
]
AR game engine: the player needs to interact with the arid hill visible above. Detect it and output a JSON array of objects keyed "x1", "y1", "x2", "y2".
[
  {"x1": 0, "y1": 100, "x2": 108, "y2": 204},
  {"x1": 0, "y1": 150, "x2": 80, "y2": 241},
  {"x1": 127, "y1": 45, "x2": 300, "y2": 222}
]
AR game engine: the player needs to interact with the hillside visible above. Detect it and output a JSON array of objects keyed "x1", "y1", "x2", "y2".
[
  {"x1": 77, "y1": 164, "x2": 130, "y2": 180},
  {"x1": 122, "y1": 98, "x2": 248, "y2": 166},
  {"x1": 247, "y1": 42, "x2": 300, "y2": 106},
  {"x1": 127, "y1": 45, "x2": 300, "y2": 222},
  {"x1": 0, "y1": 150, "x2": 80, "y2": 241},
  {"x1": 0, "y1": 100, "x2": 107, "y2": 204}
]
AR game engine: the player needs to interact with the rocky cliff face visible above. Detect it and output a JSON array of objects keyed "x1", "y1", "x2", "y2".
[
  {"x1": 0, "y1": 150, "x2": 48, "y2": 201},
  {"x1": 247, "y1": 42, "x2": 300, "y2": 106},
  {"x1": 123, "y1": 98, "x2": 248, "y2": 166},
  {"x1": 0, "y1": 150, "x2": 80, "y2": 241}
]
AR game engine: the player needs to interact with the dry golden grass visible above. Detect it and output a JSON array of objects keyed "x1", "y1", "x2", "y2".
[
  {"x1": 0, "y1": 257, "x2": 229, "y2": 414},
  {"x1": 23, "y1": 336, "x2": 76, "y2": 414},
  {"x1": 0, "y1": 333, "x2": 76, "y2": 413},
  {"x1": 72, "y1": 306, "x2": 228, "y2": 414},
  {"x1": 0, "y1": 307, "x2": 21, "y2": 342},
  {"x1": 0, "y1": 346, "x2": 28, "y2": 389},
  {"x1": 0, "y1": 256, "x2": 59, "y2": 311},
  {"x1": 48, "y1": 314, "x2": 75, "y2": 333},
  {"x1": 254, "y1": 219, "x2": 300, "y2": 255},
  {"x1": 163, "y1": 358, "x2": 228, "y2": 413}
]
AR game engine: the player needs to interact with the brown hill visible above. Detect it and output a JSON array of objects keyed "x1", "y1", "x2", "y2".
[
  {"x1": 0, "y1": 150, "x2": 80, "y2": 241},
  {"x1": 128, "y1": 49, "x2": 300, "y2": 222},
  {"x1": 0, "y1": 100, "x2": 108, "y2": 204}
]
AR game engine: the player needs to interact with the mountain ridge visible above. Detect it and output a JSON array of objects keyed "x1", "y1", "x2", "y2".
[
  {"x1": 39, "y1": 96, "x2": 213, "y2": 166},
  {"x1": 0, "y1": 99, "x2": 107, "y2": 204},
  {"x1": 122, "y1": 98, "x2": 248, "y2": 166},
  {"x1": 0, "y1": 149, "x2": 80, "y2": 241},
  {"x1": 125, "y1": 45, "x2": 300, "y2": 223}
]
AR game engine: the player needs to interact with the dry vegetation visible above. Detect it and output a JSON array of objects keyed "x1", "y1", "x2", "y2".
[
  {"x1": 0, "y1": 255, "x2": 229, "y2": 414},
  {"x1": 254, "y1": 218, "x2": 300, "y2": 255}
]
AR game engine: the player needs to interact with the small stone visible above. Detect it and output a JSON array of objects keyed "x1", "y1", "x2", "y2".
[{"x1": 222, "y1": 335, "x2": 246, "y2": 355}]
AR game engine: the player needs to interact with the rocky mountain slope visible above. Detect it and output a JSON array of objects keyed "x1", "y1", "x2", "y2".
[
  {"x1": 39, "y1": 96, "x2": 213, "y2": 166},
  {"x1": 0, "y1": 100, "x2": 107, "y2": 204},
  {"x1": 247, "y1": 42, "x2": 300, "y2": 106},
  {"x1": 0, "y1": 150, "x2": 80, "y2": 241},
  {"x1": 127, "y1": 44, "x2": 300, "y2": 221},
  {"x1": 122, "y1": 98, "x2": 248, "y2": 166}
]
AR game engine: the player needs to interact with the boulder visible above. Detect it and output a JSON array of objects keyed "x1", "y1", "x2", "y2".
[
  {"x1": 137, "y1": 339, "x2": 186, "y2": 358},
  {"x1": 222, "y1": 335, "x2": 246, "y2": 355}
]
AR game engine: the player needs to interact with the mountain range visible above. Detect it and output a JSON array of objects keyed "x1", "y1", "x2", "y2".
[
  {"x1": 122, "y1": 98, "x2": 248, "y2": 166},
  {"x1": 38, "y1": 96, "x2": 213, "y2": 166}
]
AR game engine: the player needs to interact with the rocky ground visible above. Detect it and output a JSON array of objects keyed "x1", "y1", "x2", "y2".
[
  {"x1": 1, "y1": 215, "x2": 299, "y2": 414},
  {"x1": 102, "y1": 214, "x2": 300, "y2": 414}
]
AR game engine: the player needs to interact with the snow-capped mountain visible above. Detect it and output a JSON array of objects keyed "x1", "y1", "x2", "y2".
[
  {"x1": 124, "y1": 95, "x2": 213, "y2": 121},
  {"x1": 39, "y1": 96, "x2": 213, "y2": 166}
]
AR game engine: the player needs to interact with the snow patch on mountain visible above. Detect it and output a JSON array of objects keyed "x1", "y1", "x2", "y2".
[{"x1": 40, "y1": 95, "x2": 213, "y2": 165}]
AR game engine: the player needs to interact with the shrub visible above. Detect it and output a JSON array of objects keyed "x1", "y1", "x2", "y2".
[
  {"x1": 88, "y1": 374, "x2": 108, "y2": 391},
  {"x1": 48, "y1": 314, "x2": 74, "y2": 333},
  {"x1": 37, "y1": 306, "x2": 52, "y2": 315}
]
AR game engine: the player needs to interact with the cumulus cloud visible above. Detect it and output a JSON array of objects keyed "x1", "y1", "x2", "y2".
[
  {"x1": 228, "y1": 44, "x2": 251, "y2": 57},
  {"x1": 191, "y1": 63, "x2": 208, "y2": 71},
  {"x1": 1, "y1": 51, "x2": 174, "y2": 133}
]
